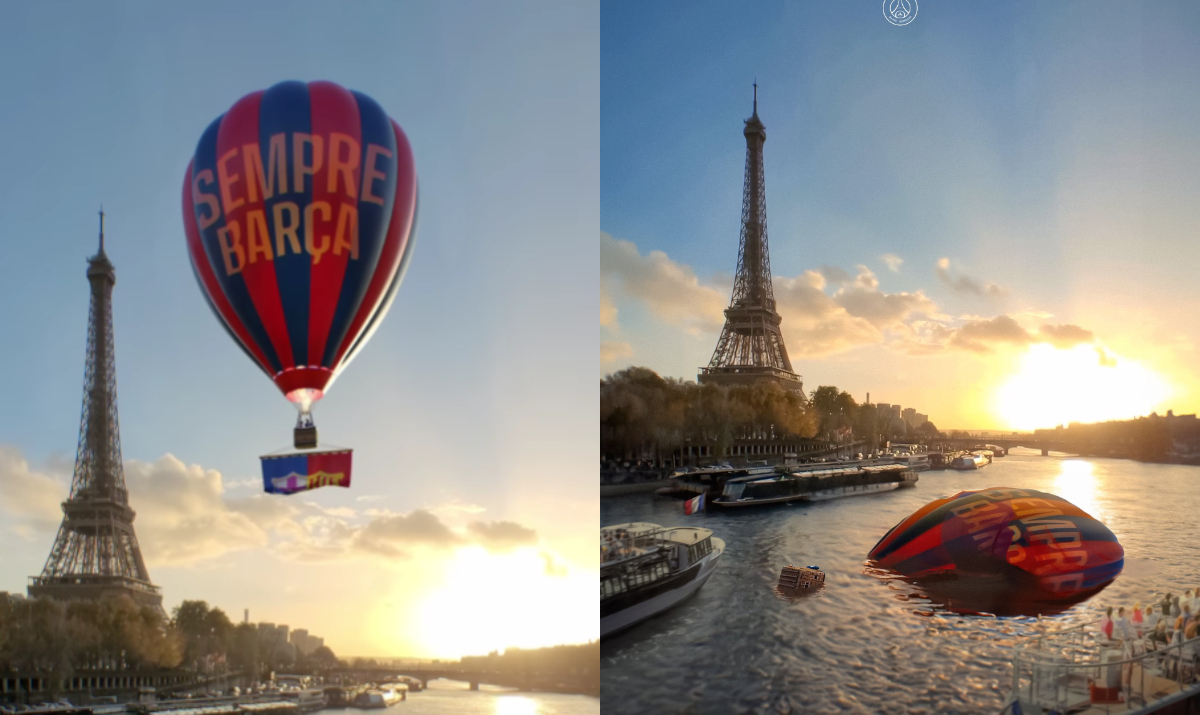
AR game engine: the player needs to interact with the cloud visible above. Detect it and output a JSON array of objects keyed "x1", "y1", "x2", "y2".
[
  {"x1": 881, "y1": 254, "x2": 904, "y2": 272},
  {"x1": 947, "y1": 317, "x2": 1095, "y2": 353},
  {"x1": 600, "y1": 341, "x2": 633, "y2": 363},
  {"x1": 1038, "y1": 323, "x2": 1094, "y2": 348},
  {"x1": 600, "y1": 232, "x2": 727, "y2": 334},
  {"x1": 773, "y1": 265, "x2": 939, "y2": 357},
  {"x1": 467, "y1": 520, "x2": 538, "y2": 552},
  {"x1": 833, "y1": 266, "x2": 937, "y2": 328},
  {"x1": 772, "y1": 271, "x2": 883, "y2": 356},
  {"x1": 0, "y1": 446, "x2": 548, "y2": 568},
  {"x1": 0, "y1": 447, "x2": 67, "y2": 533},
  {"x1": 351, "y1": 509, "x2": 461, "y2": 558},
  {"x1": 125, "y1": 455, "x2": 276, "y2": 565},
  {"x1": 935, "y1": 257, "x2": 1007, "y2": 298},
  {"x1": 600, "y1": 286, "x2": 618, "y2": 328},
  {"x1": 818, "y1": 265, "x2": 852, "y2": 286},
  {"x1": 600, "y1": 236, "x2": 1102, "y2": 362},
  {"x1": 950, "y1": 315, "x2": 1031, "y2": 352}
]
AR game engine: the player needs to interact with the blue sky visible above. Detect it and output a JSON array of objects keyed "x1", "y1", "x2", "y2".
[
  {"x1": 601, "y1": 0, "x2": 1200, "y2": 430},
  {"x1": 0, "y1": 0, "x2": 597, "y2": 657}
]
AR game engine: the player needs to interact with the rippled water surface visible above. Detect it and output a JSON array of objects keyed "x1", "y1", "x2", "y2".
[{"x1": 600, "y1": 450, "x2": 1200, "y2": 714}]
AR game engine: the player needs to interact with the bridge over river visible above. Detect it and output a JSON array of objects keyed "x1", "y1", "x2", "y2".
[
  {"x1": 927, "y1": 437, "x2": 1091, "y2": 457},
  {"x1": 329, "y1": 665, "x2": 596, "y2": 695}
]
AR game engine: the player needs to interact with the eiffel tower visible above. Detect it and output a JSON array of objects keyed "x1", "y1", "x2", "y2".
[
  {"x1": 699, "y1": 85, "x2": 803, "y2": 393},
  {"x1": 28, "y1": 211, "x2": 163, "y2": 612}
]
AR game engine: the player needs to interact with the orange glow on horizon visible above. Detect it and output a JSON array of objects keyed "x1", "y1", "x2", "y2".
[
  {"x1": 995, "y1": 343, "x2": 1172, "y2": 431},
  {"x1": 406, "y1": 546, "x2": 598, "y2": 660}
]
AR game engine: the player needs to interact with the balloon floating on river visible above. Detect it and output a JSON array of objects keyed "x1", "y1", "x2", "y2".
[
  {"x1": 868, "y1": 488, "x2": 1123, "y2": 611},
  {"x1": 182, "y1": 80, "x2": 418, "y2": 494}
]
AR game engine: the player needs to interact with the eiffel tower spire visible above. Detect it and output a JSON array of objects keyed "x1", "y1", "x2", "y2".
[
  {"x1": 29, "y1": 211, "x2": 163, "y2": 612},
  {"x1": 699, "y1": 86, "x2": 803, "y2": 393}
]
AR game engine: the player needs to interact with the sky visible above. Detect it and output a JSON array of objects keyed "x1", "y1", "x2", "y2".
[
  {"x1": 0, "y1": 0, "x2": 597, "y2": 658},
  {"x1": 601, "y1": 0, "x2": 1200, "y2": 432}
]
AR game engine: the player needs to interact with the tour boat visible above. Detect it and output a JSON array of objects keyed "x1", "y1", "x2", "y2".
[
  {"x1": 890, "y1": 452, "x2": 932, "y2": 471},
  {"x1": 280, "y1": 689, "x2": 328, "y2": 712},
  {"x1": 950, "y1": 452, "x2": 990, "y2": 470},
  {"x1": 601, "y1": 522, "x2": 725, "y2": 637},
  {"x1": 352, "y1": 687, "x2": 403, "y2": 709},
  {"x1": 711, "y1": 463, "x2": 916, "y2": 507}
]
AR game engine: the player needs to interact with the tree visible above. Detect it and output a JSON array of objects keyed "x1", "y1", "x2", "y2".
[
  {"x1": 309, "y1": 645, "x2": 339, "y2": 669},
  {"x1": 915, "y1": 420, "x2": 941, "y2": 440}
]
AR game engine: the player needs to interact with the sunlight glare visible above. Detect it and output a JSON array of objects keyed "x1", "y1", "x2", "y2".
[
  {"x1": 996, "y1": 344, "x2": 1170, "y2": 430},
  {"x1": 1052, "y1": 459, "x2": 1106, "y2": 523},
  {"x1": 495, "y1": 696, "x2": 538, "y2": 715},
  {"x1": 413, "y1": 546, "x2": 597, "y2": 659}
]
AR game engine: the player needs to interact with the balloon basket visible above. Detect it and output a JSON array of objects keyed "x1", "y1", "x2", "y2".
[{"x1": 294, "y1": 426, "x2": 318, "y2": 449}]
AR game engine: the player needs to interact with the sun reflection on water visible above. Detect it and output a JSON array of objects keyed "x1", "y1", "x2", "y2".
[
  {"x1": 1052, "y1": 459, "x2": 1106, "y2": 522},
  {"x1": 495, "y1": 695, "x2": 538, "y2": 715}
]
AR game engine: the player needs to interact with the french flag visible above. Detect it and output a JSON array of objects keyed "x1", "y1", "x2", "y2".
[{"x1": 684, "y1": 493, "x2": 705, "y2": 515}]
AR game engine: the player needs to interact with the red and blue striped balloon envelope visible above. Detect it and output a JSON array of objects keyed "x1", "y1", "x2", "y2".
[
  {"x1": 869, "y1": 488, "x2": 1123, "y2": 601},
  {"x1": 182, "y1": 80, "x2": 417, "y2": 411}
]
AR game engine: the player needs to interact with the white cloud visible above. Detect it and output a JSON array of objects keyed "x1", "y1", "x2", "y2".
[
  {"x1": 600, "y1": 286, "x2": 618, "y2": 329},
  {"x1": 600, "y1": 341, "x2": 633, "y2": 363},
  {"x1": 881, "y1": 253, "x2": 904, "y2": 272},
  {"x1": 0, "y1": 447, "x2": 67, "y2": 534},
  {"x1": 935, "y1": 257, "x2": 1007, "y2": 299},
  {"x1": 601, "y1": 235, "x2": 1100, "y2": 362},
  {"x1": 0, "y1": 447, "x2": 550, "y2": 569},
  {"x1": 125, "y1": 455, "x2": 275, "y2": 566},
  {"x1": 600, "y1": 232, "x2": 727, "y2": 334}
]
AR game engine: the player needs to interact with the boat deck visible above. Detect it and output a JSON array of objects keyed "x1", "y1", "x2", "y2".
[{"x1": 1006, "y1": 627, "x2": 1200, "y2": 715}]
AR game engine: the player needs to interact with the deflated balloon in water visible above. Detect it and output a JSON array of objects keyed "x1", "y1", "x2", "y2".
[
  {"x1": 182, "y1": 80, "x2": 418, "y2": 410},
  {"x1": 868, "y1": 487, "x2": 1123, "y2": 599}
]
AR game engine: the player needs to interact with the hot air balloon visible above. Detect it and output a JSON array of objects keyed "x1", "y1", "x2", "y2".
[
  {"x1": 868, "y1": 488, "x2": 1123, "y2": 611},
  {"x1": 182, "y1": 80, "x2": 417, "y2": 494}
]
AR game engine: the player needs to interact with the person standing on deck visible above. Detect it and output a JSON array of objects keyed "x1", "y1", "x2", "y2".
[
  {"x1": 1133, "y1": 601, "x2": 1145, "y2": 636},
  {"x1": 1114, "y1": 607, "x2": 1134, "y2": 641},
  {"x1": 1100, "y1": 607, "x2": 1115, "y2": 640},
  {"x1": 1146, "y1": 604, "x2": 1161, "y2": 635}
]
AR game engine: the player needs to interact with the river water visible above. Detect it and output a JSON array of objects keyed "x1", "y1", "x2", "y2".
[
  {"x1": 600, "y1": 449, "x2": 1200, "y2": 714},
  {"x1": 320, "y1": 680, "x2": 598, "y2": 715}
]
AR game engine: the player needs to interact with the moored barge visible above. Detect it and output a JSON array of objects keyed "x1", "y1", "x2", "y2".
[{"x1": 704, "y1": 462, "x2": 917, "y2": 508}]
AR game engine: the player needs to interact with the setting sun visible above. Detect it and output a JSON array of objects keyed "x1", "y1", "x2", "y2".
[
  {"x1": 996, "y1": 344, "x2": 1172, "y2": 431},
  {"x1": 412, "y1": 546, "x2": 598, "y2": 659}
]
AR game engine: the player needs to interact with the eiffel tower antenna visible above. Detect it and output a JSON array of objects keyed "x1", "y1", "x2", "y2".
[
  {"x1": 29, "y1": 211, "x2": 163, "y2": 612},
  {"x1": 699, "y1": 85, "x2": 803, "y2": 393}
]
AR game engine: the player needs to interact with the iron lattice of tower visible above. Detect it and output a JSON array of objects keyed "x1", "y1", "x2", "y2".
[
  {"x1": 699, "y1": 85, "x2": 803, "y2": 394},
  {"x1": 28, "y1": 211, "x2": 163, "y2": 612}
]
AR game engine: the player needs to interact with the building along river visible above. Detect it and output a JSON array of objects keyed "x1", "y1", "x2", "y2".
[{"x1": 600, "y1": 448, "x2": 1200, "y2": 715}]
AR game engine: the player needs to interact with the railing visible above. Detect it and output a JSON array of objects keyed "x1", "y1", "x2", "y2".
[{"x1": 1009, "y1": 623, "x2": 1200, "y2": 714}]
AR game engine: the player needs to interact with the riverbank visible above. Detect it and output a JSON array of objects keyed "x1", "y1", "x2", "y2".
[{"x1": 600, "y1": 478, "x2": 676, "y2": 497}]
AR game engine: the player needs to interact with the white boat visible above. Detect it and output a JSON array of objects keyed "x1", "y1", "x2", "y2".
[
  {"x1": 279, "y1": 689, "x2": 328, "y2": 712},
  {"x1": 600, "y1": 522, "x2": 724, "y2": 637},
  {"x1": 352, "y1": 687, "x2": 403, "y2": 709},
  {"x1": 950, "y1": 452, "x2": 990, "y2": 470},
  {"x1": 890, "y1": 453, "x2": 931, "y2": 471}
]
